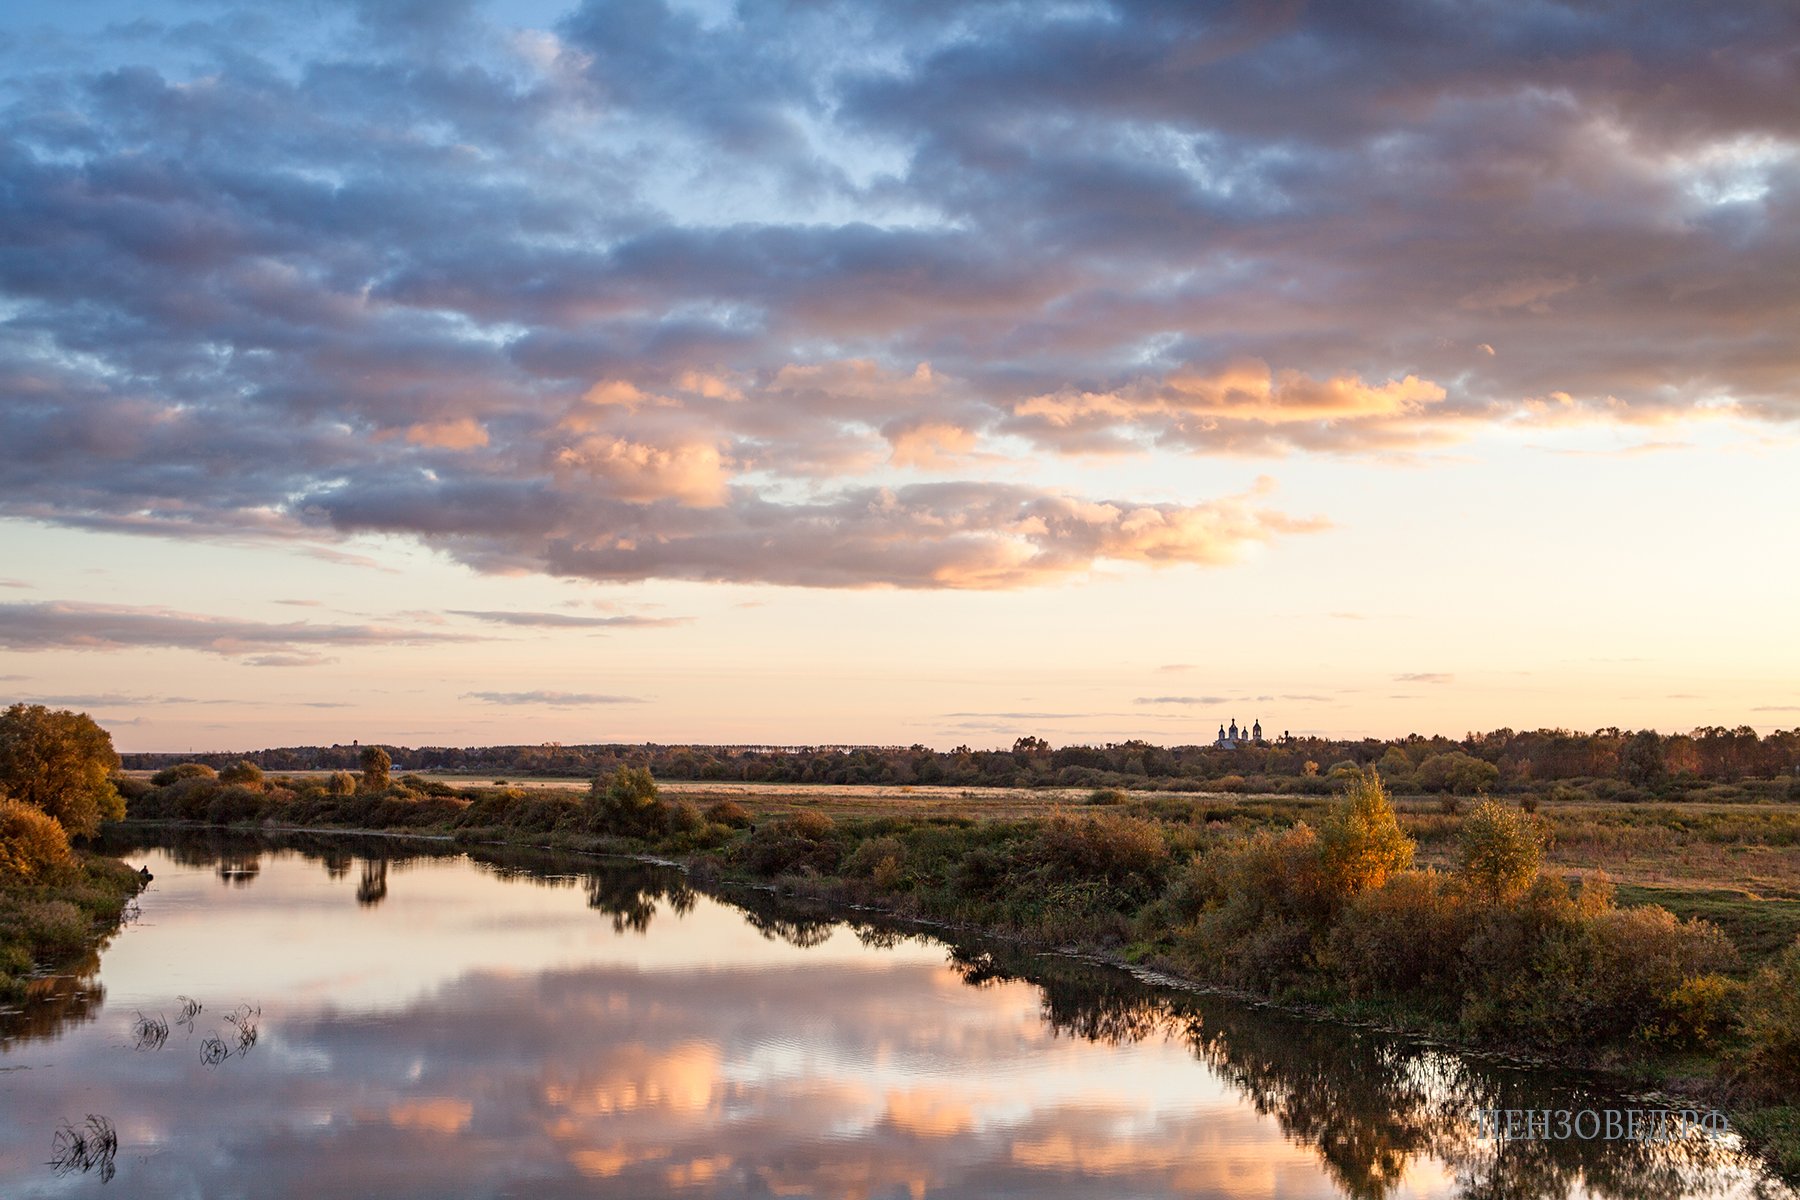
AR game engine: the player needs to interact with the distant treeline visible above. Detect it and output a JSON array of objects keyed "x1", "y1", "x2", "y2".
[{"x1": 122, "y1": 725, "x2": 1800, "y2": 795}]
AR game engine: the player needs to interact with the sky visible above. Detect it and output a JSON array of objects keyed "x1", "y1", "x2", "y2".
[{"x1": 0, "y1": 0, "x2": 1796, "y2": 752}]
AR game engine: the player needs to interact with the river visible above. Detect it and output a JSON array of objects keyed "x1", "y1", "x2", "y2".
[{"x1": 0, "y1": 829, "x2": 1789, "y2": 1199}]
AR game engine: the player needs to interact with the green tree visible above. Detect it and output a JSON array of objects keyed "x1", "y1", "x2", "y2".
[
  {"x1": 1457, "y1": 799, "x2": 1543, "y2": 904},
  {"x1": 587, "y1": 766, "x2": 668, "y2": 838},
  {"x1": 1619, "y1": 730, "x2": 1666, "y2": 788},
  {"x1": 0, "y1": 704, "x2": 123, "y2": 837},
  {"x1": 359, "y1": 746, "x2": 391, "y2": 792},
  {"x1": 1319, "y1": 768, "x2": 1415, "y2": 900},
  {"x1": 1415, "y1": 751, "x2": 1499, "y2": 795}
]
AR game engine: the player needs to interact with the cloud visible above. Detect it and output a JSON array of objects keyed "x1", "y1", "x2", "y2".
[
  {"x1": 0, "y1": 0, "x2": 1794, "y2": 587},
  {"x1": 0, "y1": 601, "x2": 473, "y2": 659},
  {"x1": 462, "y1": 691, "x2": 645, "y2": 706},
  {"x1": 0, "y1": 579, "x2": 30, "y2": 589},
  {"x1": 1751, "y1": 705, "x2": 1800, "y2": 712},
  {"x1": 1134, "y1": 696, "x2": 1230, "y2": 706},
  {"x1": 1394, "y1": 673, "x2": 1455, "y2": 684},
  {"x1": 940, "y1": 711, "x2": 1107, "y2": 721},
  {"x1": 21, "y1": 693, "x2": 197, "y2": 706},
  {"x1": 448, "y1": 610, "x2": 687, "y2": 629}
]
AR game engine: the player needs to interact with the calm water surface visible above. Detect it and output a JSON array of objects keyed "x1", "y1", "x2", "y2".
[{"x1": 0, "y1": 831, "x2": 1789, "y2": 1199}]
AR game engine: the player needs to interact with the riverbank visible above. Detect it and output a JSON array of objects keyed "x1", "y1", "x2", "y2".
[
  {"x1": 0, "y1": 851, "x2": 147, "y2": 1005},
  {"x1": 110, "y1": 766, "x2": 1800, "y2": 1182}
]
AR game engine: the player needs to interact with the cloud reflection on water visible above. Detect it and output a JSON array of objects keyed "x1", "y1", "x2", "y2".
[{"x1": 0, "y1": 834, "x2": 1788, "y2": 1199}]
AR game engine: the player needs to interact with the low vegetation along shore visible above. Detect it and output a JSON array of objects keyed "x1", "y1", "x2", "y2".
[
  {"x1": 0, "y1": 705, "x2": 148, "y2": 1004},
  {"x1": 109, "y1": 747, "x2": 1800, "y2": 1179}
]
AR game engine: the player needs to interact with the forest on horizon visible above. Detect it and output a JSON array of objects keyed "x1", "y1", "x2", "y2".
[{"x1": 118, "y1": 724, "x2": 1800, "y2": 798}]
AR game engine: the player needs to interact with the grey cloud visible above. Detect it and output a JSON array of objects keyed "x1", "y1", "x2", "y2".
[
  {"x1": 940, "y1": 711, "x2": 1106, "y2": 721},
  {"x1": 0, "y1": 0, "x2": 1793, "y2": 585},
  {"x1": 0, "y1": 601, "x2": 474, "y2": 657},
  {"x1": 462, "y1": 691, "x2": 644, "y2": 706},
  {"x1": 1394, "y1": 673, "x2": 1455, "y2": 684},
  {"x1": 22, "y1": 692, "x2": 198, "y2": 706},
  {"x1": 1134, "y1": 696, "x2": 1230, "y2": 706},
  {"x1": 448, "y1": 610, "x2": 687, "y2": 629}
]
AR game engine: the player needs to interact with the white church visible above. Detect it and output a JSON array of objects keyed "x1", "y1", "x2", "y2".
[{"x1": 1213, "y1": 718, "x2": 1264, "y2": 749}]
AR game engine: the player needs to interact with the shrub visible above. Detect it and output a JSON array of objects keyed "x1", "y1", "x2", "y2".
[
  {"x1": 1087, "y1": 788, "x2": 1127, "y2": 806},
  {"x1": 327, "y1": 771, "x2": 357, "y2": 796},
  {"x1": 1170, "y1": 823, "x2": 1330, "y2": 991},
  {"x1": 587, "y1": 767, "x2": 670, "y2": 839},
  {"x1": 218, "y1": 760, "x2": 264, "y2": 787},
  {"x1": 205, "y1": 785, "x2": 267, "y2": 825},
  {"x1": 844, "y1": 835, "x2": 908, "y2": 888},
  {"x1": 738, "y1": 811, "x2": 842, "y2": 876},
  {"x1": 1741, "y1": 940, "x2": 1800, "y2": 1093},
  {"x1": 1415, "y1": 751, "x2": 1500, "y2": 795},
  {"x1": 1032, "y1": 814, "x2": 1169, "y2": 907},
  {"x1": 787, "y1": 810, "x2": 836, "y2": 840},
  {"x1": 0, "y1": 795, "x2": 73, "y2": 881},
  {"x1": 359, "y1": 747, "x2": 392, "y2": 792},
  {"x1": 1457, "y1": 800, "x2": 1543, "y2": 904},
  {"x1": 1326, "y1": 869, "x2": 1463, "y2": 999},
  {"x1": 1641, "y1": 972, "x2": 1736, "y2": 1050},
  {"x1": 669, "y1": 800, "x2": 705, "y2": 836},
  {"x1": 1318, "y1": 769, "x2": 1414, "y2": 901},
  {"x1": 151, "y1": 762, "x2": 216, "y2": 787},
  {"x1": 703, "y1": 800, "x2": 753, "y2": 829},
  {"x1": 19, "y1": 899, "x2": 88, "y2": 957}
]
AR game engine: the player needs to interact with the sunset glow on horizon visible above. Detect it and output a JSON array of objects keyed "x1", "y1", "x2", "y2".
[{"x1": 1, "y1": 0, "x2": 1796, "y2": 752}]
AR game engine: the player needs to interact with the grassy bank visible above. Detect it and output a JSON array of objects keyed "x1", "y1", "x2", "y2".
[
  {"x1": 0, "y1": 852, "x2": 146, "y2": 1005},
  {"x1": 116, "y1": 763, "x2": 1800, "y2": 1180}
]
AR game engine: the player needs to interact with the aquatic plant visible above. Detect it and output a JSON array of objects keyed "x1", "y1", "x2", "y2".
[
  {"x1": 175, "y1": 994, "x2": 202, "y2": 1032},
  {"x1": 224, "y1": 1002, "x2": 261, "y2": 1054},
  {"x1": 48, "y1": 1114, "x2": 118, "y2": 1183},
  {"x1": 132, "y1": 1011, "x2": 169, "y2": 1051}
]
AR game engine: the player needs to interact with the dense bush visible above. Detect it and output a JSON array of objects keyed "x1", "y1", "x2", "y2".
[
  {"x1": 703, "y1": 800, "x2": 753, "y2": 828},
  {"x1": 1032, "y1": 813, "x2": 1169, "y2": 908},
  {"x1": 359, "y1": 747, "x2": 392, "y2": 792},
  {"x1": 218, "y1": 760, "x2": 264, "y2": 787},
  {"x1": 1415, "y1": 751, "x2": 1500, "y2": 795},
  {"x1": 151, "y1": 762, "x2": 216, "y2": 786},
  {"x1": 737, "y1": 812, "x2": 842, "y2": 877},
  {"x1": 0, "y1": 795, "x2": 73, "y2": 881},
  {"x1": 1326, "y1": 869, "x2": 1463, "y2": 997},
  {"x1": 587, "y1": 766, "x2": 671, "y2": 838},
  {"x1": 1741, "y1": 940, "x2": 1800, "y2": 1093}
]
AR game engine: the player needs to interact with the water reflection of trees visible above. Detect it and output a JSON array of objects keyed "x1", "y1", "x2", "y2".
[
  {"x1": 0, "y1": 953, "x2": 106, "y2": 1049},
  {"x1": 355, "y1": 859, "x2": 388, "y2": 907},
  {"x1": 582, "y1": 863, "x2": 695, "y2": 934},
  {"x1": 940, "y1": 942, "x2": 1762, "y2": 1200}
]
